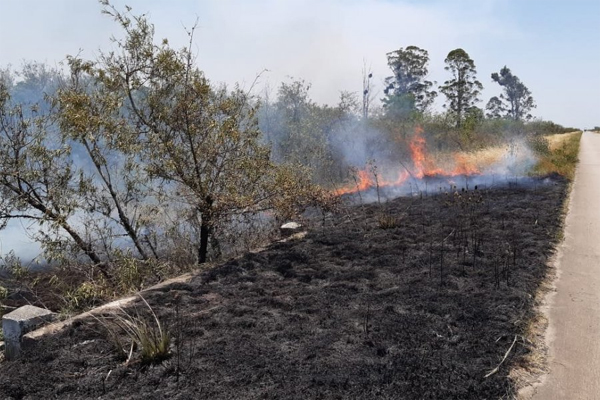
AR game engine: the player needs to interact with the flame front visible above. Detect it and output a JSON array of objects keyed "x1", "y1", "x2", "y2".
[
  {"x1": 334, "y1": 126, "x2": 481, "y2": 196},
  {"x1": 410, "y1": 126, "x2": 446, "y2": 178}
]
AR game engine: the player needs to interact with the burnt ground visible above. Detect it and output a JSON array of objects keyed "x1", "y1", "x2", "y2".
[{"x1": 0, "y1": 177, "x2": 567, "y2": 399}]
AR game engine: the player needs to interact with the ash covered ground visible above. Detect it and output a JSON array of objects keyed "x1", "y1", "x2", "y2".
[{"x1": 0, "y1": 176, "x2": 567, "y2": 399}]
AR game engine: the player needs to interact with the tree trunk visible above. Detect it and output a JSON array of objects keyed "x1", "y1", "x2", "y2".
[
  {"x1": 198, "y1": 219, "x2": 210, "y2": 264},
  {"x1": 197, "y1": 198, "x2": 214, "y2": 265},
  {"x1": 6, "y1": 181, "x2": 111, "y2": 280},
  {"x1": 83, "y1": 140, "x2": 151, "y2": 261}
]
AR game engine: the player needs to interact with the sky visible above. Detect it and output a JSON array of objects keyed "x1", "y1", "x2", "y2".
[{"x1": 0, "y1": 0, "x2": 599, "y2": 128}]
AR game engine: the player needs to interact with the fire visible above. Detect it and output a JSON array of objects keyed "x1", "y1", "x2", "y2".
[
  {"x1": 334, "y1": 125, "x2": 481, "y2": 196},
  {"x1": 410, "y1": 126, "x2": 446, "y2": 178},
  {"x1": 334, "y1": 169, "x2": 409, "y2": 196},
  {"x1": 452, "y1": 153, "x2": 480, "y2": 176}
]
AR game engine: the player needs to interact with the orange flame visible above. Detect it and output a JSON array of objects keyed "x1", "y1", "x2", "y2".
[
  {"x1": 334, "y1": 169, "x2": 409, "y2": 196},
  {"x1": 334, "y1": 126, "x2": 481, "y2": 196},
  {"x1": 410, "y1": 126, "x2": 446, "y2": 178}
]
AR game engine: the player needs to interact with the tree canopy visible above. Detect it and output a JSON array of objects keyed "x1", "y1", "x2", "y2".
[
  {"x1": 383, "y1": 46, "x2": 437, "y2": 118},
  {"x1": 439, "y1": 49, "x2": 483, "y2": 128},
  {"x1": 487, "y1": 66, "x2": 536, "y2": 121}
]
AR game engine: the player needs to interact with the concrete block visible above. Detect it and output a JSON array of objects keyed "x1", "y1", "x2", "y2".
[{"x1": 2, "y1": 305, "x2": 55, "y2": 360}]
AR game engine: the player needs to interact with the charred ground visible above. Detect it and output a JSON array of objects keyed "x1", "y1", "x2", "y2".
[{"x1": 0, "y1": 176, "x2": 567, "y2": 399}]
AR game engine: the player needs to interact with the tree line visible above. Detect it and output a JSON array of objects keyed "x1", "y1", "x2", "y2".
[{"x1": 382, "y1": 45, "x2": 535, "y2": 125}]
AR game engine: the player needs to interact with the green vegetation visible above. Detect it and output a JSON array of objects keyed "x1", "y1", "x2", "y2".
[{"x1": 530, "y1": 132, "x2": 582, "y2": 180}]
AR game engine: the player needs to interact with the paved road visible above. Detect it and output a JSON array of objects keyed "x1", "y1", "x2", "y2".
[{"x1": 530, "y1": 131, "x2": 600, "y2": 399}]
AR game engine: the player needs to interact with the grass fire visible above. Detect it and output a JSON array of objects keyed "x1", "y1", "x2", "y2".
[
  {"x1": 334, "y1": 125, "x2": 545, "y2": 200},
  {"x1": 0, "y1": 1, "x2": 589, "y2": 399}
]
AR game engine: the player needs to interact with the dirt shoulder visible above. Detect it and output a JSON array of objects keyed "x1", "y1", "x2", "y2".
[{"x1": 0, "y1": 178, "x2": 568, "y2": 399}]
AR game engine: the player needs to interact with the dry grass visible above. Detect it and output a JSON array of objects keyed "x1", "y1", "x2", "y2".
[
  {"x1": 449, "y1": 131, "x2": 582, "y2": 177},
  {"x1": 546, "y1": 131, "x2": 581, "y2": 151},
  {"x1": 421, "y1": 146, "x2": 506, "y2": 175},
  {"x1": 532, "y1": 131, "x2": 582, "y2": 180},
  {"x1": 94, "y1": 294, "x2": 170, "y2": 365},
  {"x1": 454, "y1": 146, "x2": 506, "y2": 169},
  {"x1": 377, "y1": 213, "x2": 400, "y2": 229}
]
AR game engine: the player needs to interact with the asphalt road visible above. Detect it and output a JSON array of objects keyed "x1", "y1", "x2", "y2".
[{"x1": 529, "y1": 131, "x2": 600, "y2": 399}]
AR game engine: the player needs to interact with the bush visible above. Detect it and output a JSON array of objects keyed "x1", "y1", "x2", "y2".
[
  {"x1": 527, "y1": 134, "x2": 551, "y2": 157},
  {"x1": 0, "y1": 286, "x2": 8, "y2": 300},
  {"x1": 64, "y1": 281, "x2": 107, "y2": 311}
]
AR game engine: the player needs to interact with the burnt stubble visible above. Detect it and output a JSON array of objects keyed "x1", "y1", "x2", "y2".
[{"x1": 0, "y1": 176, "x2": 567, "y2": 399}]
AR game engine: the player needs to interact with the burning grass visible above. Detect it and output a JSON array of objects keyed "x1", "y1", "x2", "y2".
[
  {"x1": 0, "y1": 176, "x2": 568, "y2": 399},
  {"x1": 334, "y1": 126, "x2": 541, "y2": 199}
]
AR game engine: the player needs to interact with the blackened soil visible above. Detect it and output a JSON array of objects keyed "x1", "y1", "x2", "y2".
[{"x1": 0, "y1": 179, "x2": 567, "y2": 399}]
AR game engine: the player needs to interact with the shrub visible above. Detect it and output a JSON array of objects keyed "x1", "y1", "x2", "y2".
[
  {"x1": 527, "y1": 134, "x2": 551, "y2": 157},
  {"x1": 64, "y1": 281, "x2": 107, "y2": 310}
]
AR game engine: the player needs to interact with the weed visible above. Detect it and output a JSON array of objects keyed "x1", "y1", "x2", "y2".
[
  {"x1": 64, "y1": 281, "x2": 107, "y2": 311},
  {"x1": 369, "y1": 160, "x2": 382, "y2": 207},
  {"x1": 378, "y1": 213, "x2": 399, "y2": 229},
  {"x1": 96, "y1": 294, "x2": 170, "y2": 365}
]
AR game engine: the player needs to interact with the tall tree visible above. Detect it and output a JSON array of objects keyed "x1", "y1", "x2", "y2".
[
  {"x1": 489, "y1": 66, "x2": 535, "y2": 121},
  {"x1": 0, "y1": 63, "x2": 158, "y2": 277},
  {"x1": 439, "y1": 49, "x2": 483, "y2": 128},
  {"x1": 383, "y1": 46, "x2": 437, "y2": 118}
]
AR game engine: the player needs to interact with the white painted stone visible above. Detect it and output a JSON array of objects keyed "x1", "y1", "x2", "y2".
[
  {"x1": 281, "y1": 222, "x2": 302, "y2": 230},
  {"x1": 2, "y1": 305, "x2": 54, "y2": 360},
  {"x1": 280, "y1": 221, "x2": 303, "y2": 238}
]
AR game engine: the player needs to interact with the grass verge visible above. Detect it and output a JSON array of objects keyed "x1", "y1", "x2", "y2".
[{"x1": 531, "y1": 131, "x2": 582, "y2": 180}]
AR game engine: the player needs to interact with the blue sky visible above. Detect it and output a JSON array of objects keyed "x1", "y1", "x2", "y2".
[{"x1": 1, "y1": 0, "x2": 599, "y2": 128}]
